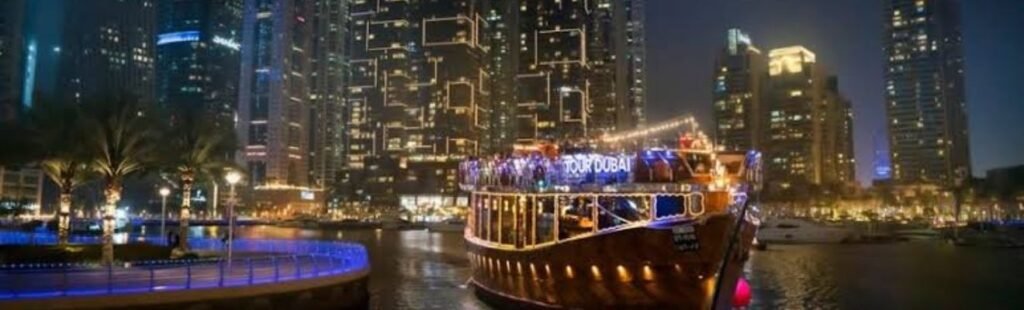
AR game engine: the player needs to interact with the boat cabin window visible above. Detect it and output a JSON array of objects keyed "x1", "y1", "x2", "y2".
[
  {"x1": 654, "y1": 194, "x2": 703, "y2": 218},
  {"x1": 535, "y1": 197, "x2": 556, "y2": 244},
  {"x1": 558, "y1": 196, "x2": 596, "y2": 240},
  {"x1": 596, "y1": 196, "x2": 651, "y2": 231},
  {"x1": 716, "y1": 153, "x2": 747, "y2": 177},
  {"x1": 488, "y1": 198, "x2": 501, "y2": 243},
  {"x1": 500, "y1": 197, "x2": 515, "y2": 244}
]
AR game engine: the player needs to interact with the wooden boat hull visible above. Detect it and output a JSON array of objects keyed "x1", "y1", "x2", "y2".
[{"x1": 466, "y1": 213, "x2": 757, "y2": 309}]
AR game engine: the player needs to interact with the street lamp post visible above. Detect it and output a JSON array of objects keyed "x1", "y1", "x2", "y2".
[
  {"x1": 225, "y1": 171, "x2": 242, "y2": 266},
  {"x1": 159, "y1": 187, "x2": 170, "y2": 237}
]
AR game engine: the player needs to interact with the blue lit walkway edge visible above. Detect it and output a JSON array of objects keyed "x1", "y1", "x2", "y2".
[{"x1": 0, "y1": 232, "x2": 369, "y2": 300}]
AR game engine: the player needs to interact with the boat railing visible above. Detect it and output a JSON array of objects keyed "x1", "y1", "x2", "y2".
[{"x1": 466, "y1": 190, "x2": 739, "y2": 251}]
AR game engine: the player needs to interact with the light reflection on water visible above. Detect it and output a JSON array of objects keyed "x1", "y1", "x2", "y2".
[
  {"x1": 174, "y1": 225, "x2": 486, "y2": 309},
  {"x1": 747, "y1": 243, "x2": 1024, "y2": 309},
  {"x1": 144, "y1": 226, "x2": 1024, "y2": 309}
]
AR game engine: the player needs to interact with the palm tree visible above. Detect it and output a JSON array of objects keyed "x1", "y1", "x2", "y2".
[
  {"x1": 29, "y1": 101, "x2": 92, "y2": 246},
  {"x1": 163, "y1": 106, "x2": 236, "y2": 253},
  {"x1": 84, "y1": 96, "x2": 160, "y2": 264}
]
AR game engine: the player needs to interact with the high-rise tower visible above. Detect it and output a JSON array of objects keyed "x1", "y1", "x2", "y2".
[
  {"x1": 59, "y1": 0, "x2": 156, "y2": 104},
  {"x1": 762, "y1": 46, "x2": 855, "y2": 196},
  {"x1": 341, "y1": 0, "x2": 491, "y2": 208},
  {"x1": 309, "y1": 0, "x2": 349, "y2": 193},
  {"x1": 712, "y1": 28, "x2": 763, "y2": 151},
  {"x1": 156, "y1": 0, "x2": 243, "y2": 119},
  {"x1": 237, "y1": 0, "x2": 322, "y2": 214},
  {"x1": 883, "y1": 0, "x2": 969, "y2": 186},
  {"x1": 513, "y1": 0, "x2": 638, "y2": 144},
  {"x1": 0, "y1": 0, "x2": 26, "y2": 121},
  {"x1": 340, "y1": 0, "x2": 646, "y2": 208}
]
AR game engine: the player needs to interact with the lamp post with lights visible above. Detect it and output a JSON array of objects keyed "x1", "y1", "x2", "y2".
[
  {"x1": 225, "y1": 171, "x2": 242, "y2": 265},
  {"x1": 159, "y1": 187, "x2": 170, "y2": 237}
]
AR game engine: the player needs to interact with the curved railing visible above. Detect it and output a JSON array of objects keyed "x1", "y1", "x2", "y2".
[{"x1": 0, "y1": 232, "x2": 369, "y2": 299}]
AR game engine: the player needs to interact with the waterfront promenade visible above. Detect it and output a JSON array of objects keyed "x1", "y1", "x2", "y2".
[{"x1": 0, "y1": 232, "x2": 370, "y2": 309}]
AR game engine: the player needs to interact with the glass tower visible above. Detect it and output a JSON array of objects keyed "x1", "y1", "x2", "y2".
[
  {"x1": 762, "y1": 46, "x2": 855, "y2": 196},
  {"x1": 712, "y1": 28, "x2": 763, "y2": 152},
  {"x1": 883, "y1": 0, "x2": 969, "y2": 187},
  {"x1": 237, "y1": 0, "x2": 322, "y2": 215},
  {"x1": 156, "y1": 0, "x2": 243, "y2": 120},
  {"x1": 59, "y1": 0, "x2": 156, "y2": 104}
]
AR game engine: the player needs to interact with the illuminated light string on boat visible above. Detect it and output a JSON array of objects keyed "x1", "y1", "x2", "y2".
[
  {"x1": 600, "y1": 115, "x2": 705, "y2": 144},
  {"x1": 473, "y1": 254, "x2": 700, "y2": 283}
]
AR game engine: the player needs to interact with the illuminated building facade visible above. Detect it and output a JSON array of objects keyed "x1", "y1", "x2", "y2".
[
  {"x1": 762, "y1": 46, "x2": 854, "y2": 195},
  {"x1": 712, "y1": 28, "x2": 763, "y2": 151},
  {"x1": 237, "y1": 0, "x2": 323, "y2": 216},
  {"x1": 512, "y1": 0, "x2": 643, "y2": 145},
  {"x1": 341, "y1": 0, "x2": 491, "y2": 208},
  {"x1": 883, "y1": 0, "x2": 970, "y2": 186},
  {"x1": 156, "y1": 0, "x2": 243, "y2": 120},
  {"x1": 340, "y1": 0, "x2": 644, "y2": 208},
  {"x1": 309, "y1": 0, "x2": 349, "y2": 192},
  {"x1": 0, "y1": 0, "x2": 26, "y2": 121},
  {"x1": 0, "y1": 166, "x2": 43, "y2": 215},
  {"x1": 59, "y1": 0, "x2": 156, "y2": 104}
]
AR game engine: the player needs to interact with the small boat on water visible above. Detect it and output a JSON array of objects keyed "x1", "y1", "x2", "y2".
[
  {"x1": 425, "y1": 219, "x2": 466, "y2": 233},
  {"x1": 460, "y1": 132, "x2": 763, "y2": 309},
  {"x1": 894, "y1": 228, "x2": 941, "y2": 240},
  {"x1": 757, "y1": 218, "x2": 854, "y2": 244},
  {"x1": 381, "y1": 218, "x2": 425, "y2": 230},
  {"x1": 278, "y1": 217, "x2": 319, "y2": 229}
]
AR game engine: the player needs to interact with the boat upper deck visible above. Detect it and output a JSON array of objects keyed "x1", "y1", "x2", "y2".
[{"x1": 459, "y1": 147, "x2": 761, "y2": 194}]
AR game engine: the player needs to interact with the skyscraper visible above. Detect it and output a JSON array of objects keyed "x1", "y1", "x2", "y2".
[
  {"x1": 883, "y1": 0, "x2": 969, "y2": 187},
  {"x1": 0, "y1": 0, "x2": 43, "y2": 215},
  {"x1": 339, "y1": 0, "x2": 644, "y2": 208},
  {"x1": 762, "y1": 46, "x2": 854, "y2": 196},
  {"x1": 484, "y1": 0, "x2": 518, "y2": 154},
  {"x1": 308, "y1": 0, "x2": 348, "y2": 193},
  {"x1": 341, "y1": 0, "x2": 491, "y2": 208},
  {"x1": 618, "y1": 0, "x2": 647, "y2": 129},
  {"x1": 712, "y1": 28, "x2": 763, "y2": 151},
  {"x1": 237, "y1": 0, "x2": 322, "y2": 215},
  {"x1": 156, "y1": 0, "x2": 243, "y2": 119},
  {"x1": 0, "y1": 0, "x2": 27, "y2": 121},
  {"x1": 513, "y1": 0, "x2": 640, "y2": 144},
  {"x1": 59, "y1": 0, "x2": 156, "y2": 104}
]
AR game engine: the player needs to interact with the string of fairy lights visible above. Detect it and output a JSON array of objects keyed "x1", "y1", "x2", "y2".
[{"x1": 599, "y1": 115, "x2": 708, "y2": 146}]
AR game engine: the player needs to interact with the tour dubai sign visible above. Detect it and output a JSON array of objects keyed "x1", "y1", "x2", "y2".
[{"x1": 560, "y1": 153, "x2": 633, "y2": 180}]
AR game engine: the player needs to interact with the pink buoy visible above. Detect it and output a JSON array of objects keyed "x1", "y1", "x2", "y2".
[{"x1": 732, "y1": 277, "x2": 752, "y2": 308}]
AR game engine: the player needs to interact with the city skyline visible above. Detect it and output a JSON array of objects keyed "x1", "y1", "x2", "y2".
[
  {"x1": 647, "y1": 0, "x2": 1024, "y2": 184},
  {"x1": 8, "y1": 0, "x2": 1024, "y2": 189},
  {"x1": 2, "y1": 2, "x2": 1024, "y2": 309}
]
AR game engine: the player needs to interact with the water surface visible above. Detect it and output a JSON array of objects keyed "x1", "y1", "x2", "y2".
[{"x1": 183, "y1": 226, "x2": 1024, "y2": 309}]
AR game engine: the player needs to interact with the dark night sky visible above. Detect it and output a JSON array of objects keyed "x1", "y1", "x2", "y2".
[{"x1": 646, "y1": 0, "x2": 1024, "y2": 185}]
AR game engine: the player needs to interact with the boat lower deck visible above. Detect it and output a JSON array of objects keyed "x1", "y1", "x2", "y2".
[{"x1": 466, "y1": 213, "x2": 756, "y2": 309}]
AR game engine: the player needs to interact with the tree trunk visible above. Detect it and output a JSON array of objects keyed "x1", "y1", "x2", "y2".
[
  {"x1": 57, "y1": 190, "x2": 72, "y2": 246},
  {"x1": 178, "y1": 177, "x2": 193, "y2": 252},
  {"x1": 101, "y1": 185, "x2": 120, "y2": 265}
]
